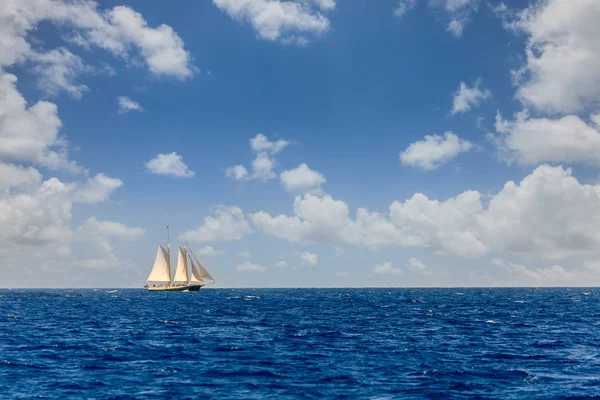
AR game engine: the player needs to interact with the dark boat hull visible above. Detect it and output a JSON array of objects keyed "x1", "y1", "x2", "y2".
[{"x1": 145, "y1": 284, "x2": 202, "y2": 292}]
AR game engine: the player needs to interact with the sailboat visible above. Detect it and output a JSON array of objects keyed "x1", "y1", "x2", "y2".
[{"x1": 144, "y1": 227, "x2": 216, "y2": 292}]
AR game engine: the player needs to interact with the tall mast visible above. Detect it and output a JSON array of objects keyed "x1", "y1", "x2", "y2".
[
  {"x1": 166, "y1": 225, "x2": 172, "y2": 284},
  {"x1": 184, "y1": 242, "x2": 189, "y2": 284}
]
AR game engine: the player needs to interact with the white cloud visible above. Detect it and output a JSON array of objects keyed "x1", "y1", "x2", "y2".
[
  {"x1": 101, "y1": 6, "x2": 194, "y2": 79},
  {"x1": 451, "y1": 79, "x2": 491, "y2": 114},
  {"x1": 400, "y1": 132, "x2": 473, "y2": 170},
  {"x1": 226, "y1": 165, "x2": 249, "y2": 180},
  {"x1": 251, "y1": 165, "x2": 600, "y2": 260},
  {"x1": 212, "y1": 0, "x2": 332, "y2": 44},
  {"x1": 312, "y1": 0, "x2": 336, "y2": 11},
  {"x1": 447, "y1": 18, "x2": 467, "y2": 37},
  {"x1": 373, "y1": 261, "x2": 403, "y2": 275},
  {"x1": 145, "y1": 152, "x2": 195, "y2": 178},
  {"x1": 493, "y1": 111, "x2": 600, "y2": 166},
  {"x1": 117, "y1": 96, "x2": 143, "y2": 114},
  {"x1": 197, "y1": 245, "x2": 224, "y2": 256},
  {"x1": 395, "y1": 0, "x2": 478, "y2": 37},
  {"x1": 0, "y1": 1, "x2": 194, "y2": 79},
  {"x1": 394, "y1": 0, "x2": 418, "y2": 17},
  {"x1": 280, "y1": 163, "x2": 326, "y2": 193},
  {"x1": 275, "y1": 260, "x2": 288, "y2": 268},
  {"x1": 236, "y1": 261, "x2": 266, "y2": 272},
  {"x1": 73, "y1": 173, "x2": 123, "y2": 204},
  {"x1": 299, "y1": 251, "x2": 318, "y2": 267},
  {"x1": 336, "y1": 271, "x2": 348, "y2": 277},
  {"x1": 31, "y1": 48, "x2": 91, "y2": 99},
  {"x1": 240, "y1": 251, "x2": 251, "y2": 258},
  {"x1": 0, "y1": 72, "x2": 81, "y2": 173},
  {"x1": 251, "y1": 152, "x2": 277, "y2": 180},
  {"x1": 511, "y1": 0, "x2": 600, "y2": 114},
  {"x1": 407, "y1": 257, "x2": 431, "y2": 276},
  {"x1": 250, "y1": 133, "x2": 289, "y2": 154},
  {"x1": 0, "y1": 162, "x2": 42, "y2": 191},
  {"x1": 0, "y1": 169, "x2": 133, "y2": 282},
  {"x1": 80, "y1": 216, "x2": 145, "y2": 240},
  {"x1": 226, "y1": 134, "x2": 290, "y2": 181},
  {"x1": 180, "y1": 206, "x2": 252, "y2": 242},
  {"x1": 493, "y1": 258, "x2": 600, "y2": 287}
]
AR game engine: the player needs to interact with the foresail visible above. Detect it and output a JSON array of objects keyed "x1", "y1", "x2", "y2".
[
  {"x1": 189, "y1": 255, "x2": 205, "y2": 284},
  {"x1": 173, "y1": 247, "x2": 188, "y2": 282},
  {"x1": 191, "y1": 251, "x2": 216, "y2": 282},
  {"x1": 147, "y1": 245, "x2": 171, "y2": 282}
]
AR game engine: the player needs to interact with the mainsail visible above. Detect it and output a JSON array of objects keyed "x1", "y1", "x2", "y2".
[
  {"x1": 147, "y1": 245, "x2": 171, "y2": 282},
  {"x1": 190, "y1": 251, "x2": 216, "y2": 283},
  {"x1": 173, "y1": 247, "x2": 189, "y2": 283}
]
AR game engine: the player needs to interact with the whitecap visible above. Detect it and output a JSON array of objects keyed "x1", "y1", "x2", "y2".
[{"x1": 486, "y1": 320, "x2": 501, "y2": 324}]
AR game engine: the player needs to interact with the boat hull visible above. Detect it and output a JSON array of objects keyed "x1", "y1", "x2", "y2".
[{"x1": 145, "y1": 284, "x2": 203, "y2": 292}]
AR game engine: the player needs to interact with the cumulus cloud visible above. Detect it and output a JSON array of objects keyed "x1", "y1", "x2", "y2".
[
  {"x1": 226, "y1": 165, "x2": 249, "y2": 180},
  {"x1": 407, "y1": 257, "x2": 431, "y2": 276},
  {"x1": 80, "y1": 216, "x2": 145, "y2": 240},
  {"x1": 240, "y1": 251, "x2": 251, "y2": 258},
  {"x1": 493, "y1": 111, "x2": 600, "y2": 166},
  {"x1": 493, "y1": 258, "x2": 600, "y2": 287},
  {"x1": 145, "y1": 152, "x2": 195, "y2": 178},
  {"x1": 73, "y1": 173, "x2": 123, "y2": 204},
  {"x1": 251, "y1": 152, "x2": 277, "y2": 180},
  {"x1": 0, "y1": 0, "x2": 189, "y2": 286},
  {"x1": 451, "y1": 79, "x2": 491, "y2": 114},
  {"x1": 373, "y1": 261, "x2": 403, "y2": 275},
  {"x1": 212, "y1": 0, "x2": 333, "y2": 44},
  {"x1": 250, "y1": 133, "x2": 289, "y2": 154},
  {"x1": 394, "y1": 0, "x2": 418, "y2": 17},
  {"x1": 180, "y1": 206, "x2": 252, "y2": 242},
  {"x1": 251, "y1": 165, "x2": 600, "y2": 260},
  {"x1": 226, "y1": 134, "x2": 290, "y2": 181},
  {"x1": 394, "y1": 0, "x2": 479, "y2": 37},
  {"x1": 236, "y1": 261, "x2": 266, "y2": 272},
  {"x1": 0, "y1": 72, "x2": 81, "y2": 173},
  {"x1": 31, "y1": 48, "x2": 91, "y2": 99},
  {"x1": 0, "y1": 0, "x2": 194, "y2": 79},
  {"x1": 0, "y1": 162, "x2": 42, "y2": 191},
  {"x1": 299, "y1": 251, "x2": 318, "y2": 267},
  {"x1": 511, "y1": 0, "x2": 600, "y2": 114},
  {"x1": 280, "y1": 163, "x2": 326, "y2": 193},
  {"x1": 117, "y1": 96, "x2": 143, "y2": 114},
  {"x1": 197, "y1": 246, "x2": 224, "y2": 256},
  {"x1": 275, "y1": 260, "x2": 288, "y2": 268},
  {"x1": 400, "y1": 132, "x2": 473, "y2": 170},
  {"x1": 0, "y1": 170, "x2": 134, "y2": 283}
]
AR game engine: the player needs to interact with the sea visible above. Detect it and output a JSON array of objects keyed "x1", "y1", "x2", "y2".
[{"x1": 1, "y1": 288, "x2": 599, "y2": 399}]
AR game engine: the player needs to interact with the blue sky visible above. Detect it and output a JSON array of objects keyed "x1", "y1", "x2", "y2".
[{"x1": 2, "y1": 0, "x2": 600, "y2": 287}]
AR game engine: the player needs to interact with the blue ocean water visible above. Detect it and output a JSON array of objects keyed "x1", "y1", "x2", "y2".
[{"x1": 1, "y1": 288, "x2": 600, "y2": 399}]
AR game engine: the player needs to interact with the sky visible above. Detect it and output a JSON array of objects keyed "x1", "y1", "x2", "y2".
[{"x1": 2, "y1": 0, "x2": 600, "y2": 288}]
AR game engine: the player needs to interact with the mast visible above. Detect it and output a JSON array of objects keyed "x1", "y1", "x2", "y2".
[
  {"x1": 184, "y1": 243, "x2": 189, "y2": 284},
  {"x1": 166, "y1": 225, "x2": 172, "y2": 284}
]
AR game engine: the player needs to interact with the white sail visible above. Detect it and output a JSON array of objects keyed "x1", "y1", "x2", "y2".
[
  {"x1": 173, "y1": 247, "x2": 189, "y2": 282},
  {"x1": 189, "y1": 255, "x2": 206, "y2": 284},
  {"x1": 147, "y1": 245, "x2": 171, "y2": 282},
  {"x1": 191, "y1": 251, "x2": 216, "y2": 282}
]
